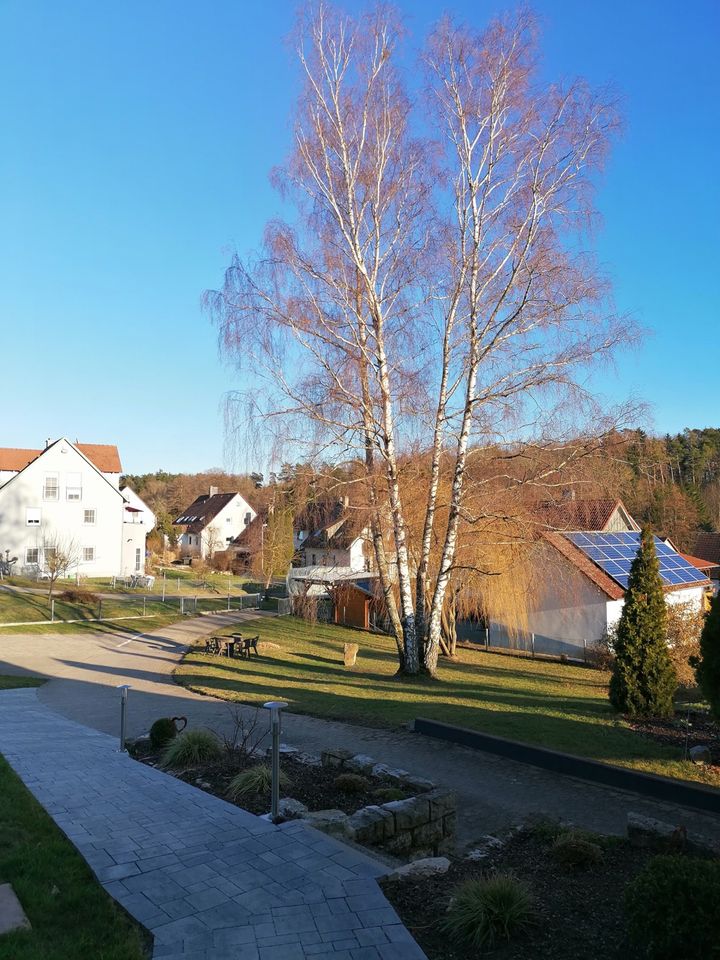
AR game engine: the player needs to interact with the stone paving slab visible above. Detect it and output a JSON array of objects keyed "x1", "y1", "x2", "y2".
[{"x1": 0, "y1": 689, "x2": 426, "y2": 959}]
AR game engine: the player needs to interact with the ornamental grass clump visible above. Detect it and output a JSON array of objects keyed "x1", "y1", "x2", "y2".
[
  {"x1": 160, "y1": 729, "x2": 223, "y2": 769},
  {"x1": 333, "y1": 773, "x2": 370, "y2": 793},
  {"x1": 550, "y1": 831, "x2": 604, "y2": 868},
  {"x1": 226, "y1": 765, "x2": 290, "y2": 801},
  {"x1": 624, "y1": 854, "x2": 720, "y2": 960},
  {"x1": 442, "y1": 873, "x2": 534, "y2": 952}
]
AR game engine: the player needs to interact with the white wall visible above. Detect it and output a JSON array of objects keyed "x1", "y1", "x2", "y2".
[
  {"x1": 0, "y1": 440, "x2": 126, "y2": 577},
  {"x1": 179, "y1": 493, "x2": 257, "y2": 559}
]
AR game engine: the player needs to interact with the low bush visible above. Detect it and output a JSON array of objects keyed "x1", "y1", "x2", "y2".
[
  {"x1": 442, "y1": 873, "x2": 533, "y2": 952},
  {"x1": 59, "y1": 588, "x2": 99, "y2": 605},
  {"x1": 373, "y1": 787, "x2": 406, "y2": 803},
  {"x1": 334, "y1": 773, "x2": 370, "y2": 793},
  {"x1": 624, "y1": 854, "x2": 720, "y2": 959},
  {"x1": 160, "y1": 729, "x2": 222, "y2": 769},
  {"x1": 550, "y1": 832, "x2": 604, "y2": 867},
  {"x1": 226, "y1": 764, "x2": 290, "y2": 801},
  {"x1": 149, "y1": 717, "x2": 183, "y2": 750}
]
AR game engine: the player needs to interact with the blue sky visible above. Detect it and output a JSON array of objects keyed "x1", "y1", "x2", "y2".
[{"x1": 1, "y1": 0, "x2": 718, "y2": 474}]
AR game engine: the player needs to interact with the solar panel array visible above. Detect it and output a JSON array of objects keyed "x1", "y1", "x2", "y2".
[{"x1": 565, "y1": 531, "x2": 704, "y2": 590}]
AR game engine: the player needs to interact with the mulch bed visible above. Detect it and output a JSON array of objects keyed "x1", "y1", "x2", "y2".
[
  {"x1": 382, "y1": 826, "x2": 653, "y2": 960},
  {"x1": 629, "y1": 709, "x2": 720, "y2": 768},
  {"x1": 131, "y1": 741, "x2": 411, "y2": 816}
]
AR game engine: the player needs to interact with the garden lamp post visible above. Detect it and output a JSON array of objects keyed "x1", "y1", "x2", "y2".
[
  {"x1": 263, "y1": 700, "x2": 288, "y2": 822},
  {"x1": 117, "y1": 684, "x2": 132, "y2": 752}
]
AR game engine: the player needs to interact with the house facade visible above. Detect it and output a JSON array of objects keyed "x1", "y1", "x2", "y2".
[
  {"x1": 173, "y1": 489, "x2": 256, "y2": 559},
  {"x1": 0, "y1": 438, "x2": 149, "y2": 577}
]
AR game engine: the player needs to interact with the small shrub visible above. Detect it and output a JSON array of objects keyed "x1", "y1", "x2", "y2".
[
  {"x1": 624, "y1": 855, "x2": 720, "y2": 960},
  {"x1": 373, "y1": 787, "x2": 406, "y2": 803},
  {"x1": 161, "y1": 729, "x2": 222, "y2": 769},
  {"x1": 527, "y1": 818, "x2": 565, "y2": 844},
  {"x1": 442, "y1": 873, "x2": 533, "y2": 952},
  {"x1": 59, "y1": 588, "x2": 99, "y2": 605},
  {"x1": 695, "y1": 592, "x2": 720, "y2": 720},
  {"x1": 334, "y1": 773, "x2": 370, "y2": 793},
  {"x1": 150, "y1": 717, "x2": 179, "y2": 750},
  {"x1": 226, "y1": 765, "x2": 290, "y2": 801},
  {"x1": 550, "y1": 832, "x2": 604, "y2": 867}
]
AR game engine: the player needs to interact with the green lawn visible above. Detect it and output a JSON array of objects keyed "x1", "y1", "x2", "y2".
[
  {"x1": 0, "y1": 755, "x2": 149, "y2": 960},
  {"x1": 175, "y1": 616, "x2": 720, "y2": 789},
  {"x1": 0, "y1": 675, "x2": 44, "y2": 690},
  {"x1": 0, "y1": 589, "x2": 187, "y2": 635}
]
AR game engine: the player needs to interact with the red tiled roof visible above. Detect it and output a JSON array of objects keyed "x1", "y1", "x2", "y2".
[
  {"x1": 693, "y1": 533, "x2": 720, "y2": 566},
  {"x1": 538, "y1": 498, "x2": 638, "y2": 532},
  {"x1": 0, "y1": 442, "x2": 122, "y2": 474},
  {"x1": 681, "y1": 551, "x2": 720, "y2": 572}
]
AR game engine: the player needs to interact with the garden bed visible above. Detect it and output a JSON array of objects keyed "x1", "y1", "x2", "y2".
[
  {"x1": 382, "y1": 823, "x2": 654, "y2": 960},
  {"x1": 630, "y1": 709, "x2": 720, "y2": 768},
  {"x1": 131, "y1": 740, "x2": 413, "y2": 816}
]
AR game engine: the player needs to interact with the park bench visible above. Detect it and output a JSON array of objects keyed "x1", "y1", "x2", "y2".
[
  {"x1": 231, "y1": 633, "x2": 260, "y2": 659},
  {"x1": 204, "y1": 635, "x2": 259, "y2": 659}
]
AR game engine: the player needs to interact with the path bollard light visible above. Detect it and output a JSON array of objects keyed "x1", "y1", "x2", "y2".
[
  {"x1": 117, "y1": 685, "x2": 132, "y2": 752},
  {"x1": 263, "y1": 701, "x2": 288, "y2": 823}
]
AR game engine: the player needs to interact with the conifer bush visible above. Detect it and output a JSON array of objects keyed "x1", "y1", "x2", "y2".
[
  {"x1": 609, "y1": 527, "x2": 677, "y2": 717},
  {"x1": 160, "y1": 729, "x2": 223, "y2": 768},
  {"x1": 694, "y1": 592, "x2": 720, "y2": 720}
]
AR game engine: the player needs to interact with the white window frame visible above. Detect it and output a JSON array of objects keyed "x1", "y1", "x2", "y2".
[
  {"x1": 66, "y1": 472, "x2": 82, "y2": 501},
  {"x1": 83, "y1": 509, "x2": 96, "y2": 525},
  {"x1": 43, "y1": 473, "x2": 59, "y2": 501},
  {"x1": 83, "y1": 546, "x2": 95, "y2": 562},
  {"x1": 135, "y1": 547, "x2": 141, "y2": 572},
  {"x1": 26, "y1": 507, "x2": 41, "y2": 526},
  {"x1": 25, "y1": 547, "x2": 40, "y2": 564}
]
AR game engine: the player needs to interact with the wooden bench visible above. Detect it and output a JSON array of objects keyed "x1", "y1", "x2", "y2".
[{"x1": 231, "y1": 634, "x2": 260, "y2": 659}]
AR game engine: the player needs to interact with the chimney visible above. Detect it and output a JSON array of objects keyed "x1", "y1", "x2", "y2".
[
  {"x1": 209, "y1": 485, "x2": 219, "y2": 497},
  {"x1": 45, "y1": 437, "x2": 51, "y2": 449}
]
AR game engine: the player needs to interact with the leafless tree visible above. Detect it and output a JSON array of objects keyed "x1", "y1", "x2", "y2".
[
  {"x1": 207, "y1": 3, "x2": 638, "y2": 675},
  {"x1": 42, "y1": 533, "x2": 81, "y2": 600}
]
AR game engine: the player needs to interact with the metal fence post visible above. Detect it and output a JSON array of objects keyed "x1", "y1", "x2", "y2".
[
  {"x1": 531, "y1": 632, "x2": 535, "y2": 659},
  {"x1": 162, "y1": 572, "x2": 166, "y2": 602},
  {"x1": 143, "y1": 596, "x2": 146, "y2": 617},
  {"x1": 117, "y1": 685, "x2": 132, "y2": 751},
  {"x1": 181, "y1": 596, "x2": 185, "y2": 616},
  {"x1": 98, "y1": 598, "x2": 103, "y2": 620},
  {"x1": 264, "y1": 701, "x2": 288, "y2": 823},
  {"x1": 485, "y1": 625, "x2": 489, "y2": 651},
  {"x1": 51, "y1": 598, "x2": 55, "y2": 622},
  {"x1": 194, "y1": 596, "x2": 198, "y2": 614},
  {"x1": 583, "y1": 638, "x2": 587, "y2": 663}
]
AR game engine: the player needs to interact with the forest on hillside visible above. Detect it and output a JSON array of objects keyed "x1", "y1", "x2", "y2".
[{"x1": 124, "y1": 428, "x2": 720, "y2": 554}]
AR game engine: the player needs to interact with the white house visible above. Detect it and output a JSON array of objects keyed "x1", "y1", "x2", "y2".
[
  {"x1": 173, "y1": 489, "x2": 256, "y2": 559},
  {"x1": 296, "y1": 514, "x2": 371, "y2": 572},
  {"x1": 0, "y1": 438, "x2": 148, "y2": 578}
]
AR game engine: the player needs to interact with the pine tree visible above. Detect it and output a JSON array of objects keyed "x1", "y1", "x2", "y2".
[
  {"x1": 695, "y1": 593, "x2": 720, "y2": 721},
  {"x1": 609, "y1": 527, "x2": 677, "y2": 717}
]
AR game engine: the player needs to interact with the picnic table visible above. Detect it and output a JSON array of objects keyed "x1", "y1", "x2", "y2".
[{"x1": 204, "y1": 634, "x2": 259, "y2": 659}]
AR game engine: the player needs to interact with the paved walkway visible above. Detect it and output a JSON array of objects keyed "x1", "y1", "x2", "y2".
[
  {"x1": 0, "y1": 688, "x2": 425, "y2": 960},
  {"x1": 1, "y1": 613, "x2": 719, "y2": 846}
]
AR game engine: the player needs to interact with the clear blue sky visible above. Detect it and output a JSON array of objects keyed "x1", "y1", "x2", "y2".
[{"x1": 1, "y1": 0, "x2": 718, "y2": 474}]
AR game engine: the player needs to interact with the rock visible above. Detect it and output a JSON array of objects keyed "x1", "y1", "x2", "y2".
[
  {"x1": 344, "y1": 642, "x2": 359, "y2": 667},
  {"x1": 321, "y1": 748, "x2": 354, "y2": 768},
  {"x1": 411, "y1": 821, "x2": 444, "y2": 849},
  {"x1": 465, "y1": 836, "x2": 505, "y2": 860},
  {"x1": 401, "y1": 774, "x2": 436, "y2": 792},
  {"x1": 278, "y1": 798, "x2": 308, "y2": 820},
  {"x1": 387, "y1": 857, "x2": 451, "y2": 881},
  {"x1": 381, "y1": 796, "x2": 431, "y2": 831},
  {"x1": 0, "y1": 884, "x2": 31, "y2": 935},
  {"x1": 194, "y1": 779, "x2": 212, "y2": 789},
  {"x1": 302, "y1": 809, "x2": 350, "y2": 836},
  {"x1": 425, "y1": 789, "x2": 456, "y2": 818},
  {"x1": 294, "y1": 752, "x2": 322, "y2": 767},
  {"x1": 372, "y1": 763, "x2": 410, "y2": 782},
  {"x1": 689, "y1": 744, "x2": 712, "y2": 764},
  {"x1": 346, "y1": 805, "x2": 395, "y2": 844},
  {"x1": 627, "y1": 812, "x2": 720, "y2": 858},
  {"x1": 346, "y1": 754, "x2": 376, "y2": 774}
]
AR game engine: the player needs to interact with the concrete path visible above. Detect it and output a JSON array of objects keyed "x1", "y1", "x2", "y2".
[
  {"x1": 0, "y1": 688, "x2": 425, "y2": 960},
  {"x1": 1, "y1": 614, "x2": 719, "y2": 847}
]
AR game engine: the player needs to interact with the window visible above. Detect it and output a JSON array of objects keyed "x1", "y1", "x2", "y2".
[
  {"x1": 83, "y1": 547, "x2": 95, "y2": 562},
  {"x1": 245, "y1": 512, "x2": 252, "y2": 526},
  {"x1": 311, "y1": 553, "x2": 316, "y2": 565},
  {"x1": 25, "y1": 547, "x2": 39, "y2": 564},
  {"x1": 66, "y1": 472, "x2": 82, "y2": 501},
  {"x1": 44, "y1": 547, "x2": 57, "y2": 564},
  {"x1": 83, "y1": 509, "x2": 96, "y2": 525},
  {"x1": 26, "y1": 508, "x2": 41, "y2": 526},
  {"x1": 135, "y1": 548, "x2": 141, "y2": 572},
  {"x1": 43, "y1": 473, "x2": 59, "y2": 500}
]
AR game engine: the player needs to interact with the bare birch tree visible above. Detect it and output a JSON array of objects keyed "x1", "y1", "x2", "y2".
[{"x1": 207, "y1": 2, "x2": 636, "y2": 675}]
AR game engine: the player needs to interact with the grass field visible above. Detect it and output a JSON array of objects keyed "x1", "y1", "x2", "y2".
[
  {"x1": 175, "y1": 616, "x2": 719, "y2": 789},
  {"x1": 0, "y1": 754, "x2": 150, "y2": 960},
  {"x1": 0, "y1": 675, "x2": 44, "y2": 690}
]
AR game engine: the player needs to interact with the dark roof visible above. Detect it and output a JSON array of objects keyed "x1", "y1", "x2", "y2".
[
  {"x1": 537, "y1": 498, "x2": 638, "y2": 533},
  {"x1": 302, "y1": 515, "x2": 367, "y2": 551},
  {"x1": 173, "y1": 493, "x2": 238, "y2": 531},
  {"x1": 693, "y1": 532, "x2": 720, "y2": 565}
]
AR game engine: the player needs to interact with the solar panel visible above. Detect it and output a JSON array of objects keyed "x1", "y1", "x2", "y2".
[{"x1": 565, "y1": 531, "x2": 704, "y2": 591}]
